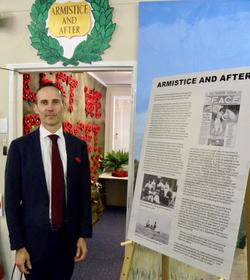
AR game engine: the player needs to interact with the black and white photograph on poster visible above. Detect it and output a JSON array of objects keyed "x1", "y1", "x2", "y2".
[
  {"x1": 140, "y1": 173, "x2": 177, "y2": 208},
  {"x1": 199, "y1": 91, "x2": 240, "y2": 147},
  {"x1": 135, "y1": 209, "x2": 170, "y2": 245}
]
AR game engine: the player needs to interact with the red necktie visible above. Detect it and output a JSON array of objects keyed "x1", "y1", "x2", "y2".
[{"x1": 49, "y1": 134, "x2": 65, "y2": 228}]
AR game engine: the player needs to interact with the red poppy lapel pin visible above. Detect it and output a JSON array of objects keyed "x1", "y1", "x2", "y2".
[{"x1": 74, "y1": 156, "x2": 81, "y2": 164}]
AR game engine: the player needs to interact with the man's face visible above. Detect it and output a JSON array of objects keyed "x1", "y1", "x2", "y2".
[{"x1": 34, "y1": 86, "x2": 65, "y2": 132}]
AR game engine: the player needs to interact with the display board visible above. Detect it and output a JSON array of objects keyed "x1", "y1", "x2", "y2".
[{"x1": 128, "y1": 67, "x2": 250, "y2": 279}]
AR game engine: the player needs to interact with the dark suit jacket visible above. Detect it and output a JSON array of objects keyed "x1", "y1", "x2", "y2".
[{"x1": 5, "y1": 129, "x2": 92, "y2": 261}]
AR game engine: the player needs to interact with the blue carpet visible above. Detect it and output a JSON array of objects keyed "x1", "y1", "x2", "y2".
[{"x1": 71, "y1": 206, "x2": 126, "y2": 280}]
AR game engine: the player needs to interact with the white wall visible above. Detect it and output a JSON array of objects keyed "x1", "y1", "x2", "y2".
[{"x1": 0, "y1": 0, "x2": 138, "y2": 278}]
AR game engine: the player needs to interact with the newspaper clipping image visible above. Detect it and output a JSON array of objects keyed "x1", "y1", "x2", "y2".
[
  {"x1": 128, "y1": 67, "x2": 250, "y2": 279},
  {"x1": 199, "y1": 91, "x2": 240, "y2": 147},
  {"x1": 140, "y1": 174, "x2": 177, "y2": 209}
]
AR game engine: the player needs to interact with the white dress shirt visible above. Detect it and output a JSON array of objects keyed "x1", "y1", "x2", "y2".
[{"x1": 39, "y1": 125, "x2": 67, "y2": 219}]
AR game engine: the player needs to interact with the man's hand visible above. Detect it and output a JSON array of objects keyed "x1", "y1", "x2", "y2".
[
  {"x1": 15, "y1": 247, "x2": 32, "y2": 274},
  {"x1": 74, "y1": 238, "x2": 87, "y2": 262}
]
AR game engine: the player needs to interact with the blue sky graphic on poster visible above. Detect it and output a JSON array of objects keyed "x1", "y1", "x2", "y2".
[{"x1": 135, "y1": 0, "x2": 250, "y2": 159}]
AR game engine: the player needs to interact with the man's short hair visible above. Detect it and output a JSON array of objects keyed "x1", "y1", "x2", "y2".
[{"x1": 35, "y1": 83, "x2": 64, "y2": 103}]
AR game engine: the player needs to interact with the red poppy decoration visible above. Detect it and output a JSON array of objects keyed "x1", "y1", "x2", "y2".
[
  {"x1": 23, "y1": 114, "x2": 41, "y2": 135},
  {"x1": 40, "y1": 73, "x2": 53, "y2": 85},
  {"x1": 91, "y1": 175, "x2": 97, "y2": 183},
  {"x1": 62, "y1": 121, "x2": 73, "y2": 134},
  {"x1": 23, "y1": 73, "x2": 36, "y2": 103},
  {"x1": 74, "y1": 156, "x2": 81, "y2": 164},
  {"x1": 88, "y1": 144, "x2": 92, "y2": 153},
  {"x1": 84, "y1": 86, "x2": 103, "y2": 119},
  {"x1": 55, "y1": 72, "x2": 78, "y2": 112}
]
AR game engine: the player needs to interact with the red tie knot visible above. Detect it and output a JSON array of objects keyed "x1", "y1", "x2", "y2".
[{"x1": 49, "y1": 134, "x2": 59, "y2": 143}]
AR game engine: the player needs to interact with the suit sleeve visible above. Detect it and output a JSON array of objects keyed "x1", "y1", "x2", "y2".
[
  {"x1": 5, "y1": 141, "x2": 25, "y2": 250},
  {"x1": 79, "y1": 141, "x2": 92, "y2": 238}
]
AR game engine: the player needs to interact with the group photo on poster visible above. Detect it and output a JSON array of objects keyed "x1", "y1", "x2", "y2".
[{"x1": 140, "y1": 174, "x2": 177, "y2": 209}]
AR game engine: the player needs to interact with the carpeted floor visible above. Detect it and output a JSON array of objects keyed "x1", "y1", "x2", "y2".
[{"x1": 71, "y1": 206, "x2": 126, "y2": 280}]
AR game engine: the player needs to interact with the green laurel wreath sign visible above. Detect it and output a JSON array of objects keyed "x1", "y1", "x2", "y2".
[{"x1": 28, "y1": 0, "x2": 116, "y2": 66}]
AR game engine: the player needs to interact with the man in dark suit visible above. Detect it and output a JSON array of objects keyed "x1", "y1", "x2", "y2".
[{"x1": 5, "y1": 83, "x2": 92, "y2": 279}]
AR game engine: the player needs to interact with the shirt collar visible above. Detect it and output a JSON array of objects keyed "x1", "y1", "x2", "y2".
[{"x1": 39, "y1": 125, "x2": 64, "y2": 139}]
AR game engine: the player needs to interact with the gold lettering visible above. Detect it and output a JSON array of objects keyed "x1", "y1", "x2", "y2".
[
  {"x1": 50, "y1": 3, "x2": 90, "y2": 16},
  {"x1": 62, "y1": 16, "x2": 77, "y2": 25},
  {"x1": 68, "y1": 6, "x2": 73, "y2": 14},
  {"x1": 56, "y1": 7, "x2": 60, "y2": 15},
  {"x1": 71, "y1": 16, "x2": 77, "y2": 24},
  {"x1": 59, "y1": 27, "x2": 64, "y2": 35},
  {"x1": 51, "y1": 7, "x2": 56, "y2": 15},
  {"x1": 49, "y1": 1, "x2": 92, "y2": 38},
  {"x1": 59, "y1": 25, "x2": 81, "y2": 35},
  {"x1": 62, "y1": 7, "x2": 68, "y2": 15},
  {"x1": 81, "y1": 4, "x2": 89, "y2": 13}
]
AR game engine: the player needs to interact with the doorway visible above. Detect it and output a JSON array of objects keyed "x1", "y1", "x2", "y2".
[{"x1": 7, "y1": 62, "x2": 136, "y2": 279}]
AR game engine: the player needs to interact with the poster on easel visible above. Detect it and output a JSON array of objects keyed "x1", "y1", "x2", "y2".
[{"x1": 128, "y1": 67, "x2": 250, "y2": 279}]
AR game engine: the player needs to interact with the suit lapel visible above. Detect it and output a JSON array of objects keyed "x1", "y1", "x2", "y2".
[{"x1": 31, "y1": 129, "x2": 49, "y2": 198}]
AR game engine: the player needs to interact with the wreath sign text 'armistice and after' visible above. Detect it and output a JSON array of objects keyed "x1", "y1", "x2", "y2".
[{"x1": 28, "y1": 0, "x2": 116, "y2": 66}]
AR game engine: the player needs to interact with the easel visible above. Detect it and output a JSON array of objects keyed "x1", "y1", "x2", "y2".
[
  {"x1": 120, "y1": 170, "x2": 250, "y2": 280},
  {"x1": 119, "y1": 241, "x2": 135, "y2": 280},
  {"x1": 119, "y1": 240, "x2": 169, "y2": 280},
  {"x1": 119, "y1": 242, "x2": 230, "y2": 280}
]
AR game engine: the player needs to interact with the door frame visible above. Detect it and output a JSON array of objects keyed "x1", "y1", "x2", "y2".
[{"x1": 7, "y1": 61, "x2": 137, "y2": 234}]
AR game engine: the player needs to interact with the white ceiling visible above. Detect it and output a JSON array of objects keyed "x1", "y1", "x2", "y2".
[{"x1": 88, "y1": 71, "x2": 132, "y2": 86}]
